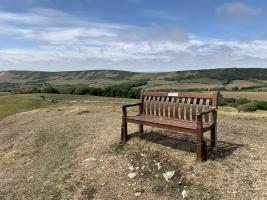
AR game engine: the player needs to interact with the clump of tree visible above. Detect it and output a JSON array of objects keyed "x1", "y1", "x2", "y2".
[
  {"x1": 28, "y1": 84, "x2": 141, "y2": 99},
  {"x1": 73, "y1": 87, "x2": 103, "y2": 96},
  {"x1": 102, "y1": 85, "x2": 140, "y2": 98},
  {"x1": 236, "y1": 101, "x2": 267, "y2": 112},
  {"x1": 41, "y1": 87, "x2": 60, "y2": 94},
  {"x1": 219, "y1": 96, "x2": 267, "y2": 112}
]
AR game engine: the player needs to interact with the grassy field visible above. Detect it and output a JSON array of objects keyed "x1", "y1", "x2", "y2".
[
  {"x1": 0, "y1": 93, "x2": 136, "y2": 120},
  {"x1": 0, "y1": 94, "x2": 266, "y2": 199},
  {"x1": 221, "y1": 91, "x2": 267, "y2": 101}
]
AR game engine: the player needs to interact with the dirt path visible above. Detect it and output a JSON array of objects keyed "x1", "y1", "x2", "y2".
[{"x1": 0, "y1": 103, "x2": 266, "y2": 199}]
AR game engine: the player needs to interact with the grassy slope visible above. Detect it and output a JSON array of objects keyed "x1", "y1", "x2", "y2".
[
  {"x1": 1, "y1": 68, "x2": 267, "y2": 91},
  {"x1": 0, "y1": 93, "x2": 136, "y2": 120},
  {"x1": 221, "y1": 91, "x2": 267, "y2": 101}
]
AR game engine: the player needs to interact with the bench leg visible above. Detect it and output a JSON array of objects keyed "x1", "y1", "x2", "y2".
[
  {"x1": 196, "y1": 130, "x2": 203, "y2": 161},
  {"x1": 210, "y1": 125, "x2": 216, "y2": 150},
  {"x1": 202, "y1": 140, "x2": 208, "y2": 161},
  {"x1": 121, "y1": 117, "x2": 128, "y2": 144},
  {"x1": 139, "y1": 124, "x2": 144, "y2": 133}
]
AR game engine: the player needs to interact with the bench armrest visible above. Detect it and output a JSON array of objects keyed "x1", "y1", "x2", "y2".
[
  {"x1": 196, "y1": 107, "x2": 217, "y2": 116},
  {"x1": 121, "y1": 103, "x2": 142, "y2": 109},
  {"x1": 122, "y1": 103, "x2": 143, "y2": 117}
]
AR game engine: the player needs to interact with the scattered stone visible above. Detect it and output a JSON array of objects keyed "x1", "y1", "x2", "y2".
[
  {"x1": 140, "y1": 153, "x2": 146, "y2": 157},
  {"x1": 181, "y1": 190, "x2": 188, "y2": 198},
  {"x1": 134, "y1": 192, "x2": 142, "y2": 197},
  {"x1": 128, "y1": 165, "x2": 135, "y2": 171},
  {"x1": 27, "y1": 176, "x2": 33, "y2": 181},
  {"x1": 155, "y1": 162, "x2": 161, "y2": 170},
  {"x1": 163, "y1": 171, "x2": 175, "y2": 182},
  {"x1": 178, "y1": 181, "x2": 182, "y2": 185},
  {"x1": 128, "y1": 172, "x2": 137, "y2": 179},
  {"x1": 82, "y1": 158, "x2": 96, "y2": 163}
]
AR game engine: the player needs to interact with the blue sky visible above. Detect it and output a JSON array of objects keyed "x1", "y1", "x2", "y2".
[{"x1": 0, "y1": 0, "x2": 267, "y2": 71}]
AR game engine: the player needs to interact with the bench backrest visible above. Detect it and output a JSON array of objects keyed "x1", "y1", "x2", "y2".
[{"x1": 140, "y1": 91, "x2": 219, "y2": 123}]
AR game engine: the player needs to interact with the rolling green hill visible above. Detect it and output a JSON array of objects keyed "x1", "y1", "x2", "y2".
[{"x1": 0, "y1": 68, "x2": 267, "y2": 92}]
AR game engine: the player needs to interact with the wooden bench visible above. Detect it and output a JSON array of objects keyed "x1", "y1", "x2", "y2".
[{"x1": 121, "y1": 91, "x2": 219, "y2": 161}]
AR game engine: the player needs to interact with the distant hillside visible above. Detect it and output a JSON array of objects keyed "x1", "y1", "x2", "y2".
[{"x1": 0, "y1": 68, "x2": 267, "y2": 92}]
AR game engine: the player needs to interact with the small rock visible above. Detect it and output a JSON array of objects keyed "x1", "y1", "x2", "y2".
[
  {"x1": 129, "y1": 165, "x2": 135, "y2": 171},
  {"x1": 134, "y1": 192, "x2": 142, "y2": 197},
  {"x1": 181, "y1": 190, "x2": 188, "y2": 199},
  {"x1": 27, "y1": 176, "x2": 33, "y2": 181},
  {"x1": 163, "y1": 171, "x2": 175, "y2": 182},
  {"x1": 128, "y1": 172, "x2": 137, "y2": 179},
  {"x1": 82, "y1": 158, "x2": 96, "y2": 162},
  {"x1": 155, "y1": 163, "x2": 161, "y2": 170}
]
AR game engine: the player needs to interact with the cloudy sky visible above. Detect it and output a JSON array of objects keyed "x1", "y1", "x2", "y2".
[{"x1": 0, "y1": 0, "x2": 267, "y2": 72}]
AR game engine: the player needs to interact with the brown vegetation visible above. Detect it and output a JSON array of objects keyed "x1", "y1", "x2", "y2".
[{"x1": 0, "y1": 99, "x2": 266, "y2": 199}]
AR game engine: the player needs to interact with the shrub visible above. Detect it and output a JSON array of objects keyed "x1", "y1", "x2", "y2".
[
  {"x1": 219, "y1": 97, "x2": 236, "y2": 106},
  {"x1": 232, "y1": 86, "x2": 239, "y2": 91},
  {"x1": 28, "y1": 87, "x2": 41, "y2": 94},
  {"x1": 73, "y1": 87, "x2": 90, "y2": 95},
  {"x1": 73, "y1": 87, "x2": 103, "y2": 96},
  {"x1": 41, "y1": 87, "x2": 60, "y2": 94},
  {"x1": 58, "y1": 87, "x2": 76, "y2": 94},
  {"x1": 219, "y1": 97, "x2": 250, "y2": 107},
  {"x1": 256, "y1": 101, "x2": 267, "y2": 110},
  {"x1": 103, "y1": 86, "x2": 129, "y2": 98},
  {"x1": 233, "y1": 98, "x2": 250, "y2": 107},
  {"x1": 127, "y1": 88, "x2": 141, "y2": 98},
  {"x1": 127, "y1": 80, "x2": 147, "y2": 88},
  {"x1": 237, "y1": 102, "x2": 258, "y2": 112}
]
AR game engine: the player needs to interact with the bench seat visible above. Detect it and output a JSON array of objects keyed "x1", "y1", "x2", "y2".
[{"x1": 126, "y1": 115, "x2": 212, "y2": 133}]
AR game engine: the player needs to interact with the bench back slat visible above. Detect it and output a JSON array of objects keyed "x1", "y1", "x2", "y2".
[
  {"x1": 180, "y1": 98, "x2": 185, "y2": 120},
  {"x1": 192, "y1": 98, "x2": 197, "y2": 121},
  {"x1": 140, "y1": 91, "x2": 219, "y2": 123}
]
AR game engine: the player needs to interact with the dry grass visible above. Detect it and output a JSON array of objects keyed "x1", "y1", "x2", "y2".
[
  {"x1": 221, "y1": 91, "x2": 267, "y2": 101},
  {"x1": 0, "y1": 96, "x2": 266, "y2": 199}
]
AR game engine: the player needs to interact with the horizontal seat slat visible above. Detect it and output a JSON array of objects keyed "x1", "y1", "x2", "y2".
[{"x1": 126, "y1": 115, "x2": 211, "y2": 130}]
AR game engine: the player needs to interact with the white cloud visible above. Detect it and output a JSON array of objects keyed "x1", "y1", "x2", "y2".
[
  {"x1": 0, "y1": 8, "x2": 266, "y2": 71},
  {"x1": 217, "y1": 2, "x2": 261, "y2": 20}
]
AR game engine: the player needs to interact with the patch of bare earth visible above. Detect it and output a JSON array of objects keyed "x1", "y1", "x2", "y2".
[{"x1": 0, "y1": 103, "x2": 266, "y2": 199}]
